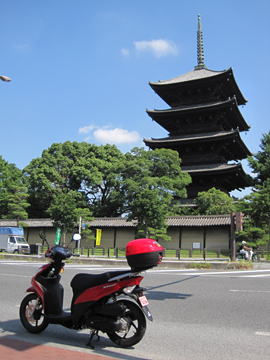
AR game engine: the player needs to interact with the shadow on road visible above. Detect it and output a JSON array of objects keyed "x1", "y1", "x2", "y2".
[
  {"x1": 0, "y1": 318, "x2": 150, "y2": 360},
  {"x1": 145, "y1": 275, "x2": 197, "y2": 300}
]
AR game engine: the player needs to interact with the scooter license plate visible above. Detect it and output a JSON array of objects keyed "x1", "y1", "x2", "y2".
[{"x1": 139, "y1": 295, "x2": 149, "y2": 307}]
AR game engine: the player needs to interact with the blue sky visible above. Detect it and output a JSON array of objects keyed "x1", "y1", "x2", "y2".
[{"x1": 1, "y1": 1, "x2": 269, "y2": 198}]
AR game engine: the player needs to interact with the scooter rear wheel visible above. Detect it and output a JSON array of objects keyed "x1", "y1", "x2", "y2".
[
  {"x1": 107, "y1": 300, "x2": 146, "y2": 348},
  {"x1": 20, "y1": 293, "x2": 48, "y2": 333}
]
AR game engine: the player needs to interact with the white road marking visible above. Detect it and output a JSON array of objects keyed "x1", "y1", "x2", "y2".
[
  {"x1": 256, "y1": 331, "x2": 270, "y2": 336},
  {"x1": 150, "y1": 269, "x2": 270, "y2": 277},
  {"x1": 0, "y1": 273, "x2": 30, "y2": 278},
  {"x1": 236, "y1": 274, "x2": 270, "y2": 278},
  {"x1": 230, "y1": 290, "x2": 270, "y2": 293}
]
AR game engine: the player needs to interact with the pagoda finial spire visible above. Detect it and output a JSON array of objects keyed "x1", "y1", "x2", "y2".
[{"x1": 195, "y1": 14, "x2": 206, "y2": 70}]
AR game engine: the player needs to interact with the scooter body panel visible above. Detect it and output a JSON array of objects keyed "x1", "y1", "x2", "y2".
[{"x1": 73, "y1": 276, "x2": 143, "y2": 306}]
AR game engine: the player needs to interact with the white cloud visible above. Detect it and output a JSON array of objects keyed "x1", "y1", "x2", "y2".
[
  {"x1": 94, "y1": 128, "x2": 140, "y2": 144},
  {"x1": 121, "y1": 48, "x2": 130, "y2": 57},
  {"x1": 78, "y1": 124, "x2": 96, "y2": 134},
  {"x1": 134, "y1": 39, "x2": 178, "y2": 58}
]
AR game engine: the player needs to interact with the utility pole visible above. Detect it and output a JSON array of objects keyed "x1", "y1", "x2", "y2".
[
  {"x1": 236, "y1": 212, "x2": 245, "y2": 232},
  {"x1": 230, "y1": 212, "x2": 245, "y2": 261},
  {"x1": 230, "y1": 212, "x2": 236, "y2": 261},
  {"x1": 78, "y1": 216, "x2": 81, "y2": 254}
]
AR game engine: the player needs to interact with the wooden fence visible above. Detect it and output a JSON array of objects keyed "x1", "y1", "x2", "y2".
[{"x1": 34, "y1": 246, "x2": 269, "y2": 260}]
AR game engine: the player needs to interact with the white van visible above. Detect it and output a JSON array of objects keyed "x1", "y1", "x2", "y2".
[{"x1": 0, "y1": 227, "x2": 30, "y2": 254}]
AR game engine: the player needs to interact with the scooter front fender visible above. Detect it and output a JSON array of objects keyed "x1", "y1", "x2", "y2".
[{"x1": 26, "y1": 286, "x2": 38, "y2": 294}]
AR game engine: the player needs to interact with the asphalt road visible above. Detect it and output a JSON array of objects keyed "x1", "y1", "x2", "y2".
[{"x1": 0, "y1": 260, "x2": 270, "y2": 359}]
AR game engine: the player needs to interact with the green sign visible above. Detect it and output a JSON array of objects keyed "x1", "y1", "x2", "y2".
[{"x1": 55, "y1": 228, "x2": 61, "y2": 245}]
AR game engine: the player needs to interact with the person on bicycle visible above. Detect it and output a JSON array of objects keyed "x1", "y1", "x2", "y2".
[{"x1": 239, "y1": 241, "x2": 252, "y2": 260}]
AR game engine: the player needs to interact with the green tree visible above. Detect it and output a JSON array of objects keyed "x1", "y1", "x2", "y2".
[
  {"x1": 5, "y1": 183, "x2": 30, "y2": 227},
  {"x1": 0, "y1": 156, "x2": 30, "y2": 226},
  {"x1": 123, "y1": 147, "x2": 191, "y2": 239},
  {"x1": 46, "y1": 190, "x2": 82, "y2": 244},
  {"x1": 24, "y1": 141, "x2": 126, "y2": 218},
  {"x1": 236, "y1": 179, "x2": 270, "y2": 247},
  {"x1": 195, "y1": 188, "x2": 236, "y2": 215},
  {"x1": 0, "y1": 156, "x2": 9, "y2": 216},
  {"x1": 147, "y1": 227, "x2": 171, "y2": 242},
  {"x1": 237, "y1": 131, "x2": 270, "y2": 248},
  {"x1": 84, "y1": 143, "x2": 126, "y2": 217},
  {"x1": 248, "y1": 131, "x2": 270, "y2": 185},
  {"x1": 167, "y1": 204, "x2": 196, "y2": 216}
]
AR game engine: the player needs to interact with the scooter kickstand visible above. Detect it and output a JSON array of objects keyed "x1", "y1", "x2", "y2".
[{"x1": 86, "y1": 330, "x2": 100, "y2": 349}]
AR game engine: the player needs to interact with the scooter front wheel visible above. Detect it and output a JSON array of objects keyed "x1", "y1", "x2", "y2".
[
  {"x1": 20, "y1": 293, "x2": 48, "y2": 333},
  {"x1": 107, "y1": 300, "x2": 146, "y2": 348},
  {"x1": 252, "y1": 254, "x2": 260, "y2": 262}
]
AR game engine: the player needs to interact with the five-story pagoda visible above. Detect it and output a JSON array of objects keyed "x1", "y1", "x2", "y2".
[{"x1": 144, "y1": 15, "x2": 252, "y2": 202}]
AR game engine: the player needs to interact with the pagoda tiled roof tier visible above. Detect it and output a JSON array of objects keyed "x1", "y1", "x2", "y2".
[
  {"x1": 146, "y1": 97, "x2": 250, "y2": 135},
  {"x1": 149, "y1": 67, "x2": 247, "y2": 107},
  {"x1": 144, "y1": 129, "x2": 252, "y2": 164},
  {"x1": 181, "y1": 162, "x2": 251, "y2": 194}
]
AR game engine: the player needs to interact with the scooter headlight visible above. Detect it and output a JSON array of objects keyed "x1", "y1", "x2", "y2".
[{"x1": 123, "y1": 286, "x2": 136, "y2": 294}]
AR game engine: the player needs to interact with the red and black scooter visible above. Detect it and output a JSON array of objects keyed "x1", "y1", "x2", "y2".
[{"x1": 19, "y1": 233, "x2": 163, "y2": 348}]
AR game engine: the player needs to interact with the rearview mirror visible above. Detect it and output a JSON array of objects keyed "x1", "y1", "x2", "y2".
[
  {"x1": 39, "y1": 231, "x2": 46, "y2": 240},
  {"x1": 72, "y1": 233, "x2": 81, "y2": 242}
]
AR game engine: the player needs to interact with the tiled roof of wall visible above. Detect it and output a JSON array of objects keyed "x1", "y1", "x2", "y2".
[
  {"x1": 166, "y1": 215, "x2": 231, "y2": 226},
  {"x1": 0, "y1": 215, "x2": 231, "y2": 228}
]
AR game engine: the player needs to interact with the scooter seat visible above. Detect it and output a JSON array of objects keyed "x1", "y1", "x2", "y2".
[
  {"x1": 71, "y1": 273, "x2": 111, "y2": 292},
  {"x1": 70, "y1": 270, "x2": 132, "y2": 292}
]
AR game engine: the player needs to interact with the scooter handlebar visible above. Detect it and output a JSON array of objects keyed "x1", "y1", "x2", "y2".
[
  {"x1": 43, "y1": 246, "x2": 80, "y2": 260},
  {"x1": 65, "y1": 249, "x2": 80, "y2": 258}
]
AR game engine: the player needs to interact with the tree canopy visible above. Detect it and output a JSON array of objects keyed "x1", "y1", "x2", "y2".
[
  {"x1": 123, "y1": 147, "x2": 191, "y2": 238},
  {"x1": 195, "y1": 188, "x2": 236, "y2": 215},
  {"x1": 236, "y1": 180, "x2": 270, "y2": 247},
  {"x1": 24, "y1": 141, "x2": 126, "y2": 219},
  {"x1": 235, "y1": 131, "x2": 270, "y2": 247},
  {"x1": 248, "y1": 131, "x2": 270, "y2": 185},
  {"x1": 0, "y1": 156, "x2": 30, "y2": 226},
  {"x1": 236, "y1": 131, "x2": 270, "y2": 247}
]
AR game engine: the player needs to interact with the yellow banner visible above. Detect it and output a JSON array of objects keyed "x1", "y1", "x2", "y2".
[{"x1": 96, "y1": 229, "x2": 102, "y2": 246}]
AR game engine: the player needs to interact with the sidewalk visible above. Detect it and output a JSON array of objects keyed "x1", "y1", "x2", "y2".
[{"x1": 0, "y1": 337, "x2": 120, "y2": 360}]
